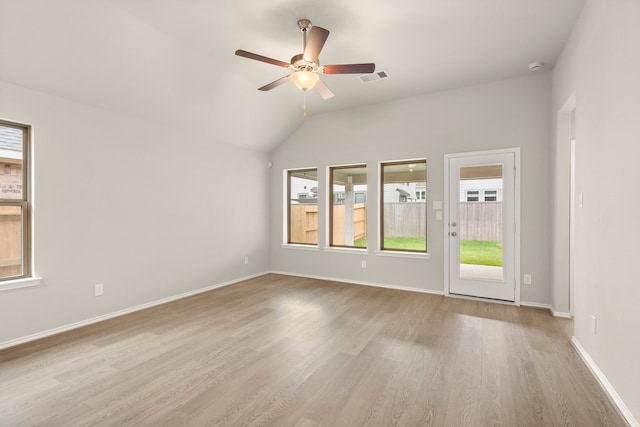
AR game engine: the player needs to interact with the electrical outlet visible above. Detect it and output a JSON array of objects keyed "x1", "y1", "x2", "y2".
[
  {"x1": 524, "y1": 274, "x2": 532, "y2": 285},
  {"x1": 244, "y1": 256, "x2": 249, "y2": 265},
  {"x1": 361, "y1": 260, "x2": 367, "y2": 269},
  {"x1": 94, "y1": 283, "x2": 104, "y2": 297}
]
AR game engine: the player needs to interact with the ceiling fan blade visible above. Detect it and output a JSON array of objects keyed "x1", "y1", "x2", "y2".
[
  {"x1": 314, "y1": 79, "x2": 335, "y2": 100},
  {"x1": 235, "y1": 49, "x2": 290, "y2": 68},
  {"x1": 258, "y1": 75, "x2": 292, "y2": 91},
  {"x1": 323, "y1": 63, "x2": 376, "y2": 74},
  {"x1": 303, "y1": 26, "x2": 329, "y2": 62}
]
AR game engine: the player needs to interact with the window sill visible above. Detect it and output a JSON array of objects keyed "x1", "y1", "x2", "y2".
[
  {"x1": 375, "y1": 250, "x2": 430, "y2": 260},
  {"x1": 323, "y1": 247, "x2": 369, "y2": 255},
  {"x1": 0, "y1": 277, "x2": 43, "y2": 292},
  {"x1": 281, "y1": 244, "x2": 319, "y2": 251}
]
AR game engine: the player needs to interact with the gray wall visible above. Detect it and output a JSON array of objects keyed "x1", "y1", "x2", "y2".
[
  {"x1": 0, "y1": 81, "x2": 271, "y2": 345},
  {"x1": 270, "y1": 72, "x2": 552, "y2": 305},
  {"x1": 552, "y1": 0, "x2": 640, "y2": 421}
]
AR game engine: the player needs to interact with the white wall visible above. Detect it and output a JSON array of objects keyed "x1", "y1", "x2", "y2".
[
  {"x1": 552, "y1": 0, "x2": 640, "y2": 422},
  {"x1": 0, "y1": 81, "x2": 270, "y2": 345},
  {"x1": 270, "y1": 73, "x2": 552, "y2": 304}
]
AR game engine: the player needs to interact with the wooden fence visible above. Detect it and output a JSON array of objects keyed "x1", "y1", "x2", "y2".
[
  {"x1": 289, "y1": 204, "x2": 318, "y2": 244},
  {"x1": 459, "y1": 202, "x2": 502, "y2": 241},
  {"x1": 332, "y1": 204, "x2": 366, "y2": 245},
  {"x1": 289, "y1": 204, "x2": 367, "y2": 245},
  {"x1": 0, "y1": 206, "x2": 21, "y2": 278},
  {"x1": 289, "y1": 202, "x2": 502, "y2": 243},
  {"x1": 383, "y1": 203, "x2": 426, "y2": 238}
]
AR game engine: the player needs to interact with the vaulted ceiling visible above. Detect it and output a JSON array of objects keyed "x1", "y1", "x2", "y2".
[{"x1": 0, "y1": 0, "x2": 585, "y2": 152}]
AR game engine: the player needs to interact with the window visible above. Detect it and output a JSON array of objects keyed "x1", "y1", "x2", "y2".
[
  {"x1": 0, "y1": 120, "x2": 31, "y2": 282},
  {"x1": 287, "y1": 169, "x2": 318, "y2": 245},
  {"x1": 466, "y1": 190, "x2": 480, "y2": 202},
  {"x1": 484, "y1": 190, "x2": 498, "y2": 201},
  {"x1": 329, "y1": 165, "x2": 367, "y2": 248},
  {"x1": 380, "y1": 160, "x2": 427, "y2": 252}
]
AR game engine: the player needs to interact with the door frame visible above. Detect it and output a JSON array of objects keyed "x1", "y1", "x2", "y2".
[{"x1": 443, "y1": 147, "x2": 521, "y2": 305}]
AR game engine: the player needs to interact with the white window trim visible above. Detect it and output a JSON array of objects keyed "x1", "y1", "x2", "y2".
[
  {"x1": 281, "y1": 243, "x2": 319, "y2": 251},
  {"x1": 375, "y1": 250, "x2": 430, "y2": 260},
  {"x1": 324, "y1": 246, "x2": 368, "y2": 255},
  {"x1": 0, "y1": 276, "x2": 42, "y2": 291}
]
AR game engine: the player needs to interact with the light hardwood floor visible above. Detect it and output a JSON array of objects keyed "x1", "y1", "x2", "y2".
[{"x1": 0, "y1": 274, "x2": 628, "y2": 426}]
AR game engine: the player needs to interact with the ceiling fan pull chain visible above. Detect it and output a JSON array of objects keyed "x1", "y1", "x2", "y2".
[{"x1": 303, "y1": 91, "x2": 308, "y2": 118}]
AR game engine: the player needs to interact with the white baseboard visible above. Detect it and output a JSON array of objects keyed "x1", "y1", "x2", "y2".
[
  {"x1": 0, "y1": 271, "x2": 269, "y2": 351},
  {"x1": 552, "y1": 311, "x2": 572, "y2": 319},
  {"x1": 520, "y1": 301, "x2": 572, "y2": 318},
  {"x1": 269, "y1": 270, "x2": 445, "y2": 296},
  {"x1": 520, "y1": 301, "x2": 551, "y2": 311},
  {"x1": 571, "y1": 337, "x2": 639, "y2": 427}
]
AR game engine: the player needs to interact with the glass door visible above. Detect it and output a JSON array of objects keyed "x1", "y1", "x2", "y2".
[{"x1": 447, "y1": 151, "x2": 517, "y2": 302}]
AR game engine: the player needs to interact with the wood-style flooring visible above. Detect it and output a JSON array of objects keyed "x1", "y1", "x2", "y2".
[{"x1": 0, "y1": 274, "x2": 628, "y2": 426}]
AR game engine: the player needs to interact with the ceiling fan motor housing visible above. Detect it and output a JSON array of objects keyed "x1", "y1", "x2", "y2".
[{"x1": 291, "y1": 53, "x2": 319, "y2": 72}]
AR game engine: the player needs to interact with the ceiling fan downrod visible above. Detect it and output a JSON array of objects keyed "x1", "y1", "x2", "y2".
[{"x1": 298, "y1": 19, "x2": 311, "y2": 51}]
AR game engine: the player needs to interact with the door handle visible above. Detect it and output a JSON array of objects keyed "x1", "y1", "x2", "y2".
[{"x1": 451, "y1": 232, "x2": 457, "y2": 237}]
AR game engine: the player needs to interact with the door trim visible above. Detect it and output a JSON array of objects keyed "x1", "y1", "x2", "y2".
[{"x1": 443, "y1": 147, "x2": 521, "y2": 305}]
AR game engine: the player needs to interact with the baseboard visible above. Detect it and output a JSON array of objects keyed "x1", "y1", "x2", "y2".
[
  {"x1": 269, "y1": 270, "x2": 445, "y2": 296},
  {"x1": 552, "y1": 311, "x2": 572, "y2": 319},
  {"x1": 520, "y1": 301, "x2": 551, "y2": 310},
  {"x1": 571, "y1": 336, "x2": 639, "y2": 427},
  {"x1": 0, "y1": 271, "x2": 270, "y2": 351},
  {"x1": 520, "y1": 301, "x2": 572, "y2": 318}
]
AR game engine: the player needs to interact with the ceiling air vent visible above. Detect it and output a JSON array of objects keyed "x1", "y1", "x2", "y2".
[{"x1": 358, "y1": 70, "x2": 390, "y2": 84}]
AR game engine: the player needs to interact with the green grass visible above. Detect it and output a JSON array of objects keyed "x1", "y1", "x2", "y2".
[
  {"x1": 460, "y1": 240, "x2": 503, "y2": 266},
  {"x1": 354, "y1": 237, "x2": 367, "y2": 248},
  {"x1": 353, "y1": 237, "x2": 502, "y2": 266},
  {"x1": 383, "y1": 236, "x2": 426, "y2": 251},
  {"x1": 354, "y1": 236, "x2": 426, "y2": 251}
]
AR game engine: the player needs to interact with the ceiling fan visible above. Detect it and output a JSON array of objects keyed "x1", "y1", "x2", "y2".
[{"x1": 235, "y1": 19, "x2": 375, "y2": 100}]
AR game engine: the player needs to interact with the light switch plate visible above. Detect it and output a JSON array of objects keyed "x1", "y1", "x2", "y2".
[{"x1": 433, "y1": 201, "x2": 443, "y2": 210}]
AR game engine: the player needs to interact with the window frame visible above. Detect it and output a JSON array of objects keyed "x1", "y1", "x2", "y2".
[
  {"x1": 286, "y1": 168, "x2": 319, "y2": 246},
  {"x1": 0, "y1": 119, "x2": 32, "y2": 283},
  {"x1": 328, "y1": 164, "x2": 367, "y2": 249},
  {"x1": 379, "y1": 159, "x2": 427, "y2": 254}
]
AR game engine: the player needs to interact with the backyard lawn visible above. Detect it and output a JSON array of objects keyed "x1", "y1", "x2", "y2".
[
  {"x1": 460, "y1": 240, "x2": 503, "y2": 266},
  {"x1": 354, "y1": 236, "x2": 426, "y2": 251},
  {"x1": 353, "y1": 237, "x2": 502, "y2": 266}
]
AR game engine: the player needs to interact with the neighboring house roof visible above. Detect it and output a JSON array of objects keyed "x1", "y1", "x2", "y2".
[{"x1": 0, "y1": 126, "x2": 23, "y2": 151}]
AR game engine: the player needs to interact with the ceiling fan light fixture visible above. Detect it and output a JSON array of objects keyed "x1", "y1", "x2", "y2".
[{"x1": 291, "y1": 70, "x2": 319, "y2": 91}]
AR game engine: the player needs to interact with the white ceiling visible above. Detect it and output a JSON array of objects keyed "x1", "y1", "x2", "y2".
[{"x1": 0, "y1": 0, "x2": 585, "y2": 152}]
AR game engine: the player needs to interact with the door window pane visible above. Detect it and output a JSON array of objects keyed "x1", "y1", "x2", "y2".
[{"x1": 459, "y1": 165, "x2": 503, "y2": 280}]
